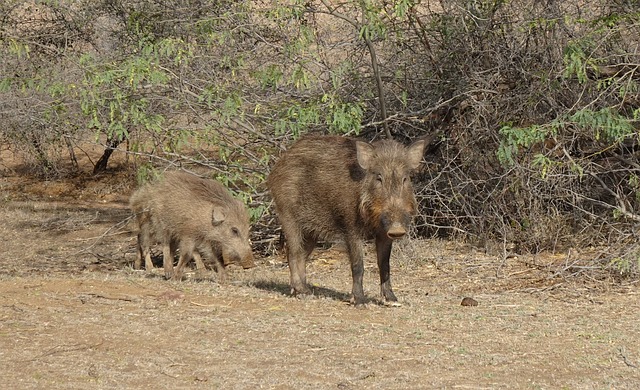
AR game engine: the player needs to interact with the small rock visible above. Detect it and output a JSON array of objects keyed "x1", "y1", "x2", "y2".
[{"x1": 461, "y1": 297, "x2": 478, "y2": 306}]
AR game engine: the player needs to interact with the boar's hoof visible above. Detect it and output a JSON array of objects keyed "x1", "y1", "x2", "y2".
[
  {"x1": 350, "y1": 295, "x2": 367, "y2": 307},
  {"x1": 381, "y1": 285, "x2": 398, "y2": 302},
  {"x1": 383, "y1": 291, "x2": 397, "y2": 302},
  {"x1": 194, "y1": 268, "x2": 208, "y2": 281},
  {"x1": 384, "y1": 291, "x2": 398, "y2": 302},
  {"x1": 291, "y1": 285, "x2": 313, "y2": 297}
]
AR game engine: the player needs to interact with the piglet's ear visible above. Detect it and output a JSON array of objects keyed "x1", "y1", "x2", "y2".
[
  {"x1": 212, "y1": 208, "x2": 226, "y2": 226},
  {"x1": 356, "y1": 141, "x2": 375, "y2": 170},
  {"x1": 406, "y1": 139, "x2": 426, "y2": 170}
]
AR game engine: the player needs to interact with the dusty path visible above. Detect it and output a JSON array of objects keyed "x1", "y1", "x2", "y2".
[
  {"x1": 1, "y1": 270, "x2": 639, "y2": 389},
  {"x1": 1, "y1": 175, "x2": 639, "y2": 388}
]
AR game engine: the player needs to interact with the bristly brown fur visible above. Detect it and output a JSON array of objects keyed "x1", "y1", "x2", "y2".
[
  {"x1": 267, "y1": 135, "x2": 425, "y2": 304},
  {"x1": 129, "y1": 171, "x2": 254, "y2": 279}
]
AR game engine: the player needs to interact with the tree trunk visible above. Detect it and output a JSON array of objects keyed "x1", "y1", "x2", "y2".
[{"x1": 93, "y1": 135, "x2": 122, "y2": 174}]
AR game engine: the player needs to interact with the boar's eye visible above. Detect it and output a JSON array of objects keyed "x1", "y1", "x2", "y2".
[{"x1": 231, "y1": 227, "x2": 240, "y2": 236}]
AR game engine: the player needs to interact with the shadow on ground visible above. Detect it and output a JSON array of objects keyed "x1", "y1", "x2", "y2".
[{"x1": 252, "y1": 279, "x2": 375, "y2": 304}]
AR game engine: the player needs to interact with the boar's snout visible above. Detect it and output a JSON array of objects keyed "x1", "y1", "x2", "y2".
[
  {"x1": 222, "y1": 248, "x2": 255, "y2": 269},
  {"x1": 240, "y1": 253, "x2": 255, "y2": 269},
  {"x1": 386, "y1": 222, "x2": 407, "y2": 239},
  {"x1": 380, "y1": 209, "x2": 413, "y2": 240}
]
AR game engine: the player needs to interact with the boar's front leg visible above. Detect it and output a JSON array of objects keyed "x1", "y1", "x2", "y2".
[
  {"x1": 375, "y1": 235, "x2": 397, "y2": 302},
  {"x1": 197, "y1": 246, "x2": 227, "y2": 284},
  {"x1": 162, "y1": 233, "x2": 175, "y2": 279},
  {"x1": 212, "y1": 254, "x2": 227, "y2": 285},
  {"x1": 192, "y1": 251, "x2": 208, "y2": 280}
]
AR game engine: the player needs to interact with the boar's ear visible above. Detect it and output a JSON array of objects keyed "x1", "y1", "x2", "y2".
[
  {"x1": 355, "y1": 141, "x2": 375, "y2": 170},
  {"x1": 211, "y1": 208, "x2": 226, "y2": 226},
  {"x1": 406, "y1": 139, "x2": 426, "y2": 170}
]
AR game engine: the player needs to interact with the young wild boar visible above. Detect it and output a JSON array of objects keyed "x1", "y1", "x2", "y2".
[
  {"x1": 267, "y1": 135, "x2": 425, "y2": 305},
  {"x1": 130, "y1": 185, "x2": 209, "y2": 277},
  {"x1": 129, "y1": 171, "x2": 255, "y2": 281}
]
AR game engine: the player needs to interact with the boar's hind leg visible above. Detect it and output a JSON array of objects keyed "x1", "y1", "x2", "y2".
[
  {"x1": 162, "y1": 234, "x2": 177, "y2": 279},
  {"x1": 375, "y1": 235, "x2": 397, "y2": 302},
  {"x1": 135, "y1": 223, "x2": 154, "y2": 272},
  {"x1": 284, "y1": 226, "x2": 315, "y2": 296},
  {"x1": 345, "y1": 235, "x2": 366, "y2": 305},
  {"x1": 136, "y1": 232, "x2": 151, "y2": 271}
]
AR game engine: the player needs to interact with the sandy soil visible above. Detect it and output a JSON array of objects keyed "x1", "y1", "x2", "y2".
[{"x1": 0, "y1": 165, "x2": 639, "y2": 389}]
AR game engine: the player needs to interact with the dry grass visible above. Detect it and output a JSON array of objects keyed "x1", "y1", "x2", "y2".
[{"x1": 1, "y1": 169, "x2": 639, "y2": 389}]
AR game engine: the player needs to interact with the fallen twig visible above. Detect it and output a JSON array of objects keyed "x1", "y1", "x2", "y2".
[
  {"x1": 190, "y1": 301, "x2": 230, "y2": 308},
  {"x1": 619, "y1": 346, "x2": 638, "y2": 368},
  {"x1": 79, "y1": 293, "x2": 137, "y2": 302},
  {"x1": 70, "y1": 214, "x2": 135, "y2": 255},
  {"x1": 20, "y1": 340, "x2": 104, "y2": 362}
]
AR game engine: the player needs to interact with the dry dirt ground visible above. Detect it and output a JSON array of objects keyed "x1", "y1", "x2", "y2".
[{"x1": 1, "y1": 164, "x2": 639, "y2": 389}]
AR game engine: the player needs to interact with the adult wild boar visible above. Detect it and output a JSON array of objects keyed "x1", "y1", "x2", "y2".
[
  {"x1": 129, "y1": 171, "x2": 255, "y2": 281},
  {"x1": 267, "y1": 135, "x2": 425, "y2": 305}
]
